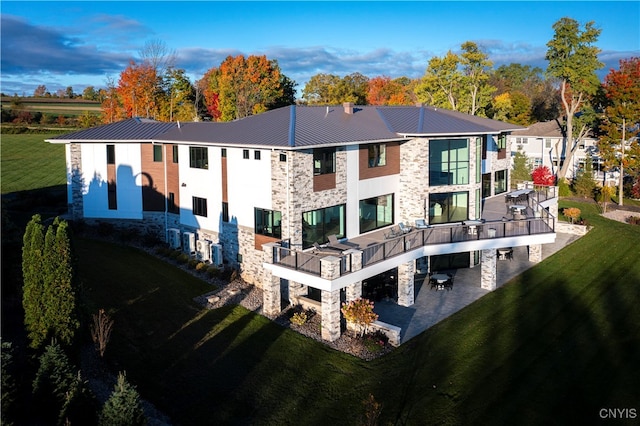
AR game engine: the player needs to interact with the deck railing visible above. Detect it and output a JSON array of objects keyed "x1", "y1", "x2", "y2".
[{"x1": 272, "y1": 216, "x2": 555, "y2": 278}]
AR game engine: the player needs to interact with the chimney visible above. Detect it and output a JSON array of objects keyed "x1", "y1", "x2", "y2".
[
  {"x1": 343, "y1": 102, "x2": 354, "y2": 114},
  {"x1": 415, "y1": 102, "x2": 424, "y2": 108}
]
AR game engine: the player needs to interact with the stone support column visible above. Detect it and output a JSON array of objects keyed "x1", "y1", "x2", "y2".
[
  {"x1": 321, "y1": 288, "x2": 342, "y2": 342},
  {"x1": 528, "y1": 244, "x2": 542, "y2": 263},
  {"x1": 319, "y1": 255, "x2": 343, "y2": 342},
  {"x1": 262, "y1": 243, "x2": 281, "y2": 316},
  {"x1": 481, "y1": 249, "x2": 497, "y2": 290},
  {"x1": 69, "y1": 143, "x2": 84, "y2": 220},
  {"x1": 397, "y1": 260, "x2": 415, "y2": 307},
  {"x1": 344, "y1": 249, "x2": 362, "y2": 301}
]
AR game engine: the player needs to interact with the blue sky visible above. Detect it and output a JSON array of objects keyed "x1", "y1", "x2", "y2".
[{"x1": 1, "y1": 1, "x2": 639, "y2": 97}]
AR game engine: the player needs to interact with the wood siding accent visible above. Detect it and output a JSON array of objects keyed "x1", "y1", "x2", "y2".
[
  {"x1": 166, "y1": 145, "x2": 180, "y2": 213},
  {"x1": 140, "y1": 144, "x2": 166, "y2": 211},
  {"x1": 358, "y1": 142, "x2": 401, "y2": 180},
  {"x1": 254, "y1": 233, "x2": 279, "y2": 250},
  {"x1": 221, "y1": 156, "x2": 228, "y2": 202},
  {"x1": 313, "y1": 173, "x2": 336, "y2": 191}
]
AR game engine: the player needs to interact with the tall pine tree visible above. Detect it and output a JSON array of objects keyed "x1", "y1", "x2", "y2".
[
  {"x1": 22, "y1": 216, "x2": 79, "y2": 349},
  {"x1": 22, "y1": 214, "x2": 47, "y2": 348}
]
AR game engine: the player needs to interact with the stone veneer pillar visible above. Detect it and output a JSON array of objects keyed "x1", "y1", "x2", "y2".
[
  {"x1": 528, "y1": 244, "x2": 542, "y2": 263},
  {"x1": 344, "y1": 249, "x2": 363, "y2": 301},
  {"x1": 320, "y1": 255, "x2": 342, "y2": 342},
  {"x1": 397, "y1": 260, "x2": 415, "y2": 306},
  {"x1": 262, "y1": 243, "x2": 282, "y2": 316},
  {"x1": 69, "y1": 143, "x2": 84, "y2": 220},
  {"x1": 481, "y1": 249, "x2": 497, "y2": 290}
]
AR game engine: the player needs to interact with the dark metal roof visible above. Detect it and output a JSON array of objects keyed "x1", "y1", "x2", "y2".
[
  {"x1": 49, "y1": 106, "x2": 525, "y2": 147},
  {"x1": 46, "y1": 118, "x2": 176, "y2": 142},
  {"x1": 511, "y1": 120, "x2": 563, "y2": 137}
]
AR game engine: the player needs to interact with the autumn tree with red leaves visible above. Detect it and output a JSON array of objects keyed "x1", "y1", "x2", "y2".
[
  {"x1": 531, "y1": 165, "x2": 555, "y2": 186},
  {"x1": 598, "y1": 57, "x2": 640, "y2": 205}
]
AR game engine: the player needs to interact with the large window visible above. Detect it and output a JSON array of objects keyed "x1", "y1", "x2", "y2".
[
  {"x1": 255, "y1": 208, "x2": 282, "y2": 238},
  {"x1": 494, "y1": 170, "x2": 507, "y2": 194},
  {"x1": 429, "y1": 139, "x2": 469, "y2": 186},
  {"x1": 313, "y1": 148, "x2": 335, "y2": 175},
  {"x1": 302, "y1": 204, "x2": 345, "y2": 248},
  {"x1": 360, "y1": 194, "x2": 393, "y2": 233},
  {"x1": 192, "y1": 196, "x2": 207, "y2": 217},
  {"x1": 429, "y1": 192, "x2": 468, "y2": 224},
  {"x1": 368, "y1": 144, "x2": 386, "y2": 167},
  {"x1": 189, "y1": 147, "x2": 208, "y2": 169}
]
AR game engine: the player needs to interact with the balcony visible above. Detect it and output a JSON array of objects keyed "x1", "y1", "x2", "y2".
[{"x1": 264, "y1": 185, "x2": 557, "y2": 288}]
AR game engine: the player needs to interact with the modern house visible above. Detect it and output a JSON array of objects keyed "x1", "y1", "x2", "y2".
[
  {"x1": 47, "y1": 103, "x2": 558, "y2": 343},
  {"x1": 508, "y1": 120, "x2": 606, "y2": 182}
]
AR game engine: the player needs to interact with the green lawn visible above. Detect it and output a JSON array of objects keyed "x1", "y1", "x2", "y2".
[
  {"x1": 77, "y1": 201, "x2": 640, "y2": 425},
  {"x1": 1, "y1": 133, "x2": 66, "y2": 194}
]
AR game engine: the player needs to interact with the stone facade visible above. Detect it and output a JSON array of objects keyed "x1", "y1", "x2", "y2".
[
  {"x1": 321, "y1": 288, "x2": 341, "y2": 342},
  {"x1": 528, "y1": 244, "x2": 542, "y2": 263},
  {"x1": 69, "y1": 143, "x2": 84, "y2": 220},
  {"x1": 481, "y1": 249, "x2": 497, "y2": 290},
  {"x1": 397, "y1": 260, "x2": 415, "y2": 306}
]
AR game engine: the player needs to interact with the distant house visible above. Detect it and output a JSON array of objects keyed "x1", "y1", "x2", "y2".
[
  {"x1": 47, "y1": 103, "x2": 558, "y2": 343},
  {"x1": 508, "y1": 120, "x2": 605, "y2": 182}
]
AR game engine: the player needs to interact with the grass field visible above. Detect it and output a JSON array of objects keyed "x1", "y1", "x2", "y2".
[
  {"x1": 1, "y1": 133, "x2": 67, "y2": 194},
  {"x1": 1, "y1": 97, "x2": 101, "y2": 117},
  {"x1": 75, "y1": 201, "x2": 640, "y2": 425}
]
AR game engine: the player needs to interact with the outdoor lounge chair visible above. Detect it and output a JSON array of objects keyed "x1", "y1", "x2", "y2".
[
  {"x1": 398, "y1": 222, "x2": 412, "y2": 233},
  {"x1": 327, "y1": 234, "x2": 358, "y2": 251},
  {"x1": 415, "y1": 219, "x2": 429, "y2": 229}
]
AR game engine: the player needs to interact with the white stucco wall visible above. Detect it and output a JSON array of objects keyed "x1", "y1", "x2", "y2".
[{"x1": 81, "y1": 143, "x2": 142, "y2": 219}]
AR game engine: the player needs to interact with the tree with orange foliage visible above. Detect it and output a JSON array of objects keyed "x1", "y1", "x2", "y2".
[
  {"x1": 367, "y1": 76, "x2": 416, "y2": 106},
  {"x1": 200, "y1": 55, "x2": 293, "y2": 122},
  {"x1": 117, "y1": 61, "x2": 159, "y2": 119}
]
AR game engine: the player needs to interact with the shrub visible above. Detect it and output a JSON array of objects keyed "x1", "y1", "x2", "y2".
[
  {"x1": 558, "y1": 178, "x2": 572, "y2": 197},
  {"x1": 187, "y1": 258, "x2": 199, "y2": 269},
  {"x1": 176, "y1": 253, "x2": 189, "y2": 264},
  {"x1": 341, "y1": 298, "x2": 378, "y2": 337},
  {"x1": 563, "y1": 207, "x2": 581, "y2": 224},
  {"x1": 169, "y1": 249, "x2": 182, "y2": 260},
  {"x1": 195, "y1": 262, "x2": 208, "y2": 272},
  {"x1": 142, "y1": 230, "x2": 161, "y2": 247},
  {"x1": 363, "y1": 331, "x2": 388, "y2": 353},
  {"x1": 290, "y1": 311, "x2": 308, "y2": 326},
  {"x1": 627, "y1": 216, "x2": 640, "y2": 225},
  {"x1": 155, "y1": 246, "x2": 171, "y2": 257}
]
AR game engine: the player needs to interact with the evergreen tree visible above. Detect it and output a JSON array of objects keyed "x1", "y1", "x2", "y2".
[
  {"x1": 59, "y1": 371, "x2": 99, "y2": 426},
  {"x1": 48, "y1": 219, "x2": 80, "y2": 346},
  {"x1": 99, "y1": 372, "x2": 146, "y2": 426},
  {"x1": 572, "y1": 154, "x2": 598, "y2": 198},
  {"x1": 511, "y1": 147, "x2": 533, "y2": 185},
  {"x1": 32, "y1": 341, "x2": 76, "y2": 422},
  {"x1": 22, "y1": 216, "x2": 79, "y2": 349},
  {"x1": 22, "y1": 214, "x2": 48, "y2": 348},
  {"x1": 1, "y1": 341, "x2": 16, "y2": 426}
]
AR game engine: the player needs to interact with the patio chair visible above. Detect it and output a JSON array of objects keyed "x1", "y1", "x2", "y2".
[
  {"x1": 398, "y1": 222, "x2": 412, "y2": 233},
  {"x1": 415, "y1": 219, "x2": 429, "y2": 229}
]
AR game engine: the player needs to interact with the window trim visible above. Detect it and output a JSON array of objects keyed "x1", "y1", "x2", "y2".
[
  {"x1": 172, "y1": 145, "x2": 179, "y2": 163},
  {"x1": 243, "y1": 149, "x2": 250, "y2": 159},
  {"x1": 359, "y1": 194, "x2": 394, "y2": 234}
]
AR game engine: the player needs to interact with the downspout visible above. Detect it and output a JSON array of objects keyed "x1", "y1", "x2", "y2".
[
  {"x1": 162, "y1": 142, "x2": 168, "y2": 239},
  {"x1": 288, "y1": 106, "x2": 295, "y2": 244}
]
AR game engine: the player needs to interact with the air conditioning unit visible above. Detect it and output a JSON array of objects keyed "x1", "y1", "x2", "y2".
[
  {"x1": 211, "y1": 243, "x2": 223, "y2": 268},
  {"x1": 182, "y1": 232, "x2": 196, "y2": 255},
  {"x1": 167, "y1": 228, "x2": 180, "y2": 249},
  {"x1": 196, "y1": 240, "x2": 212, "y2": 262}
]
